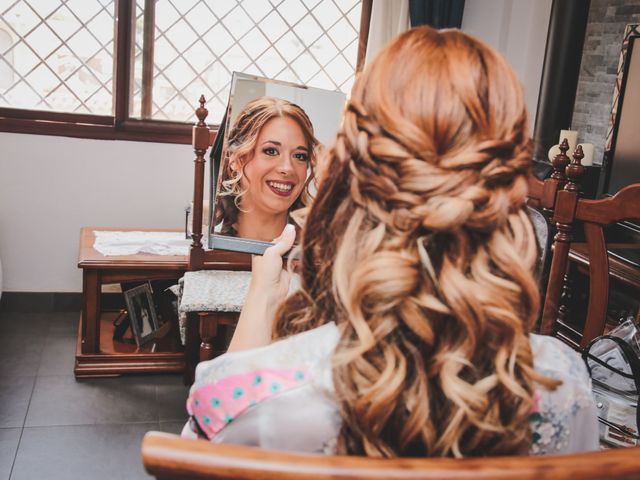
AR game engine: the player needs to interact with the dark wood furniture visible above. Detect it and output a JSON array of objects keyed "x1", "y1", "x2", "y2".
[
  {"x1": 142, "y1": 432, "x2": 640, "y2": 480},
  {"x1": 180, "y1": 98, "x2": 253, "y2": 383},
  {"x1": 541, "y1": 146, "x2": 640, "y2": 348},
  {"x1": 570, "y1": 243, "x2": 640, "y2": 290},
  {"x1": 183, "y1": 311, "x2": 239, "y2": 385},
  {"x1": 557, "y1": 243, "x2": 640, "y2": 347},
  {"x1": 526, "y1": 138, "x2": 572, "y2": 216},
  {"x1": 76, "y1": 227, "x2": 188, "y2": 378},
  {"x1": 188, "y1": 96, "x2": 252, "y2": 271}
]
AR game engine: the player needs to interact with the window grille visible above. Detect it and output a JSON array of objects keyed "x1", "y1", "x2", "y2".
[
  {"x1": 0, "y1": 0, "x2": 115, "y2": 114},
  {"x1": 132, "y1": 0, "x2": 362, "y2": 122},
  {"x1": 0, "y1": 0, "x2": 370, "y2": 142}
]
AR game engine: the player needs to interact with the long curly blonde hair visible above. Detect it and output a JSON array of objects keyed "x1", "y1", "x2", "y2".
[
  {"x1": 273, "y1": 26, "x2": 559, "y2": 457},
  {"x1": 215, "y1": 96, "x2": 318, "y2": 236}
]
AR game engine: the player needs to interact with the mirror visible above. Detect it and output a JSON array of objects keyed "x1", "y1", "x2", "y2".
[{"x1": 207, "y1": 72, "x2": 346, "y2": 255}]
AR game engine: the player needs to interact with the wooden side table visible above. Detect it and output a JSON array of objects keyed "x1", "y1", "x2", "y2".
[{"x1": 76, "y1": 227, "x2": 188, "y2": 378}]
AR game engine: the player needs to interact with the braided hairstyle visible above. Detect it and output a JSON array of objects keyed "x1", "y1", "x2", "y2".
[
  {"x1": 215, "y1": 96, "x2": 319, "y2": 236},
  {"x1": 273, "y1": 26, "x2": 559, "y2": 457}
]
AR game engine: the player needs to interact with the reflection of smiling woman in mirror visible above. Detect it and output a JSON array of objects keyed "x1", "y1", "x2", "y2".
[{"x1": 215, "y1": 97, "x2": 318, "y2": 241}]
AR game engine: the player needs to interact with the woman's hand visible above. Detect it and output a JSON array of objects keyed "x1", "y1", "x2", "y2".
[
  {"x1": 227, "y1": 224, "x2": 296, "y2": 352},
  {"x1": 250, "y1": 223, "x2": 297, "y2": 303}
]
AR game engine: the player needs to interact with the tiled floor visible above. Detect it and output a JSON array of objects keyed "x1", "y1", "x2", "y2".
[{"x1": 0, "y1": 311, "x2": 189, "y2": 480}]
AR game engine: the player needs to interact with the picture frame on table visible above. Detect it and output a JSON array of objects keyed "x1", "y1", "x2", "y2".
[{"x1": 123, "y1": 283, "x2": 160, "y2": 346}]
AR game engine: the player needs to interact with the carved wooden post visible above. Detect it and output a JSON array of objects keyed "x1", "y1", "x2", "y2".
[
  {"x1": 551, "y1": 138, "x2": 570, "y2": 183},
  {"x1": 199, "y1": 312, "x2": 218, "y2": 362},
  {"x1": 540, "y1": 145, "x2": 585, "y2": 336},
  {"x1": 564, "y1": 144, "x2": 585, "y2": 194},
  {"x1": 540, "y1": 138, "x2": 570, "y2": 218},
  {"x1": 189, "y1": 95, "x2": 210, "y2": 271}
]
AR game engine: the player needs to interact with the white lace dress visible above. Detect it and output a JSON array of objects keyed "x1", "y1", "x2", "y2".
[{"x1": 182, "y1": 323, "x2": 599, "y2": 455}]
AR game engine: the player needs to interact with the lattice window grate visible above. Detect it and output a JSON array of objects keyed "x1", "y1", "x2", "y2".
[
  {"x1": 0, "y1": 0, "x2": 115, "y2": 114},
  {"x1": 132, "y1": 0, "x2": 362, "y2": 123},
  {"x1": 0, "y1": 0, "x2": 362, "y2": 122}
]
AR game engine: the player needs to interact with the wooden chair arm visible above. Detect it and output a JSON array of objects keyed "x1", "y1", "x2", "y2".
[{"x1": 142, "y1": 431, "x2": 640, "y2": 480}]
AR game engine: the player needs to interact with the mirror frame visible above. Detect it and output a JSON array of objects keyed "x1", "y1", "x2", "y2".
[
  {"x1": 600, "y1": 23, "x2": 640, "y2": 195},
  {"x1": 207, "y1": 71, "x2": 345, "y2": 255}
]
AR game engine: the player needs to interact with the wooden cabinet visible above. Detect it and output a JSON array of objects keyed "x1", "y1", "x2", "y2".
[{"x1": 75, "y1": 227, "x2": 188, "y2": 378}]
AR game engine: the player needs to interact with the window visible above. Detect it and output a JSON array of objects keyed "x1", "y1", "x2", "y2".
[{"x1": 0, "y1": 0, "x2": 372, "y2": 143}]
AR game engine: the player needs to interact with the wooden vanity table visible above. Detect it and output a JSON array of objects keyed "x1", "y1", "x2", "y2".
[{"x1": 75, "y1": 227, "x2": 188, "y2": 378}]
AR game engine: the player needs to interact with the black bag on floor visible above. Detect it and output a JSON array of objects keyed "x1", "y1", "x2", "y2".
[{"x1": 583, "y1": 319, "x2": 640, "y2": 448}]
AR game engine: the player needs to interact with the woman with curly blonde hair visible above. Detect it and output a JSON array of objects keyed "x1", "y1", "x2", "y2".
[
  {"x1": 214, "y1": 96, "x2": 318, "y2": 241},
  {"x1": 184, "y1": 26, "x2": 598, "y2": 456}
]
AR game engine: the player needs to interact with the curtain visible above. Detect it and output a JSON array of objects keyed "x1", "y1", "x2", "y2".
[
  {"x1": 409, "y1": 0, "x2": 466, "y2": 29},
  {"x1": 365, "y1": 0, "x2": 411, "y2": 64}
]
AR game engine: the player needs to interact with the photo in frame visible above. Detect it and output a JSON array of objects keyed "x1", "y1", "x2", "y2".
[{"x1": 123, "y1": 283, "x2": 160, "y2": 347}]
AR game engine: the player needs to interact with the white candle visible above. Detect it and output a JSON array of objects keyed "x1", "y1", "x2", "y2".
[
  {"x1": 559, "y1": 129, "x2": 578, "y2": 153},
  {"x1": 578, "y1": 143, "x2": 594, "y2": 166},
  {"x1": 547, "y1": 144, "x2": 562, "y2": 162}
]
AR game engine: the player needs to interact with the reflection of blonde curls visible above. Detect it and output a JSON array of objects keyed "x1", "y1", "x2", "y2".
[
  {"x1": 215, "y1": 97, "x2": 319, "y2": 236},
  {"x1": 274, "y1": 26, "x2": 559, "y2": 458}
]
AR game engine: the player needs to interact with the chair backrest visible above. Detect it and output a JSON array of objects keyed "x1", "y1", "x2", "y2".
[
  {"x1": 526, "y1": 140, "x2": 574, "y2": 317},
  {"x1": 188, "y1": 97, "x2": 252, "y2": 272},
  {"x1": 540, "y1": 145, "x2": 640, "y2": 347},
  {"x1": 142, "y1": 431, "x2": 640, "y2": 480}
]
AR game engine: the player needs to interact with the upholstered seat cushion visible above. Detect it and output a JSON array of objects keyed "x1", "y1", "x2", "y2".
[{"x1": 180, "y1": 270, "x2": 252, "y2": 313}]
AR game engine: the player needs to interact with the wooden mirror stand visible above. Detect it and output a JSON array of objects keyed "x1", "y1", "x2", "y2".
[{"x1": 188, "y1": 96, "x2": 252, "y2": 272}]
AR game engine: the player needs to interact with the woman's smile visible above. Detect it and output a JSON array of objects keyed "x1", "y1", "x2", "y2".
[{"x1": 266, "y1": 180, "x2": 295, "y2": 196}]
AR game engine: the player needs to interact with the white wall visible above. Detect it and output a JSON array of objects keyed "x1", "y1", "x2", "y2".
[
  {"x1": 462, "y1": 0, "x2": 553, "y2": 131},
  {"x1": 0, "y1": 132, "x2": 198, "y2": 292}
]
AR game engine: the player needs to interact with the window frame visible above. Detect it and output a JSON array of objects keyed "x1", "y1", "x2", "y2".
[{"x1": 0, "y1": 0, "x2": 372, "y2": 144}]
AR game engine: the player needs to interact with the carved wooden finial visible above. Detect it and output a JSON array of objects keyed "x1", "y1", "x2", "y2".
[
  {"x1": 565, "y1": 144, "x2": 586, "y2": 193},
  {"x1": 195, "y1": 95, "x2": 208, "y2": 126},
  {"x1": 551, "y1": 138, "x2": 570, "y2": 181}
]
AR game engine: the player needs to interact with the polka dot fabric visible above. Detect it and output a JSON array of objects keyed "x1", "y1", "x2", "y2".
[{"x1": 187, "y1": 367, "x2": 312, "y2": 439}]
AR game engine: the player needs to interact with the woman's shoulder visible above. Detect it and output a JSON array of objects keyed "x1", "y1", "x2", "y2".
[
  {"x1": 530, "y1": 333, "x2": 589, "y2": 381},
  {"x1": 528, "y1": 334, "x2": 599, "y2": 454},
  {"x1": 186, "y1": 323, "x2": 341, "y2": 446},
  {"x1": 192, "y1": 322, "x2": 340, "y2": 390}
]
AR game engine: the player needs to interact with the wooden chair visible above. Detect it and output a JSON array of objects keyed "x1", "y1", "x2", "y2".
[
  {"x1": 526, "y1": 140, "x2": 574, "y2": 320},
  {"x1": 142, "y1": 431, "x2": 640, "y2": 480},
  {"x1": 540, "y1": 145, "x2": 640, "y2": 348},
  {"x1": 181, "y1": 97, "x2": 252, "y2": 384}
]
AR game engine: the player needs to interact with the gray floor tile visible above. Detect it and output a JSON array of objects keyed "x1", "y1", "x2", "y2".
[
  {"x1": 36, "y1": 333, "x2": 76, "y2": 376},
  {"x1": 0, "y1": 313, "x2": 48, "y2": 335},
  {"x1": 0, "y1": 333, "x2": 46, "y2": 377},
  {"x1": 0, "y1": 376, "x2": 35, "y2": 428},
  {"x1": 25, "y1": 375, "x2": 157, "y2": 427},
  {"x1": 12, "y1": 424, "x2": 154, "y2": 480},
  {"x1": 45, "y1": 311, "x2": 78, "y2": 336},
  {"x1": 155, "y1": 374, "x2": 189, "y2": 422},
  {"x1": 0, "y1": 428, "x2": 21, "y2": 480}
]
